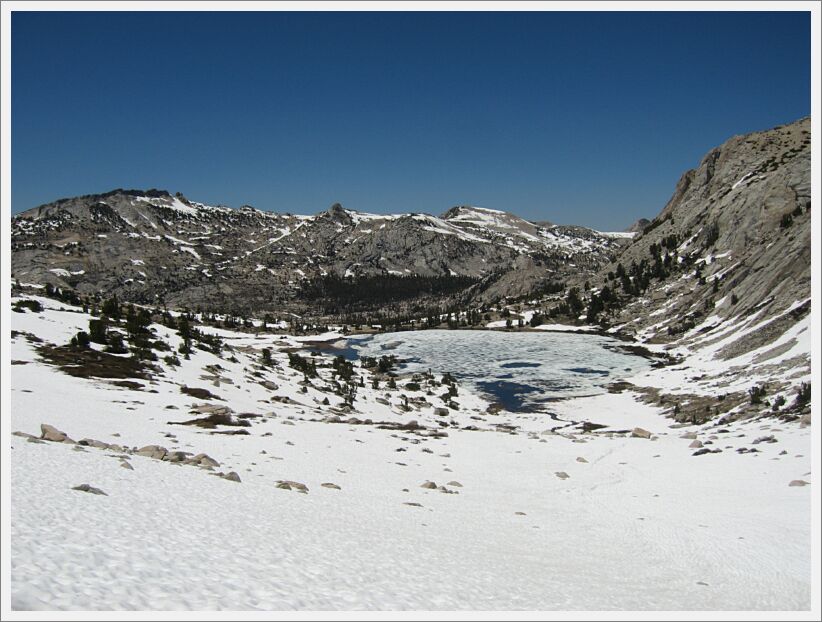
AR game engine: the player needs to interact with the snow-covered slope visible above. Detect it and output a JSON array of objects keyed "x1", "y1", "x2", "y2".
[{"x1": 8, "y1": 293, "x2": 813, "y2": 611}]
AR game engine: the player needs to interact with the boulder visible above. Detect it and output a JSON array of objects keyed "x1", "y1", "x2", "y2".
[
  {"x1": 223, "y1": 471, "x2": 241, "y2": 483},
  {"x1": 163, "y1": 451, "x2": 191, "y2": 463},
  {"x1": 120, "y1": 460, "x2": 134, "y2": 470},
  {"x1": 135, "y1": 445, "x2": 168, "y2": 460},
  {"x1": 79, "y1": 439, "x2": 111, "y2": 450},
  {"x1": 446, "y1": 480, "x2": 463, "y2": 487},
  {"x1": 433, "y1": 408, "x2": 449, "y2": 417},
  {"x1": 420, "y1": 481, "x2": 437, "y2": 489},
  {"x1": 799, "y1": 414, "x2": 811, "y2": 428},
  {"x1": 277, "y1": 480, "x2": 308, "y2": 493},
  {"x1": 321, "y1": 482, "x2": 341, "y2": 490},
  {"x1": 789, "y1": 480, "x2": 810, "y2": 487},
  {"x1": 190, "y1": 404, "x2": 232, "y2": 416},
  {"x1": 631, "y1": 427, "x2": 652, "y2": 439},
  {"x1": 554, "y1": 471, "x2": 570, "y2": 480},
  {"x1": 71, "y1": 483, "x2": 107, "y2": 496},
  {"x1": 188, "y1": 453, "x2": 220, "y2": 467},
  {"x1": 40, "y1": 424, "x2": 70, "y2": 443},
  {"x1": 752, "y1": 435, "x2": 777, "y2": 444},
  {"x1": 689, "y1": 440, "x2": 703, "y2": 449},
  {"x1": 576, "y1": 457, "x2": 588, "y2": 463}
]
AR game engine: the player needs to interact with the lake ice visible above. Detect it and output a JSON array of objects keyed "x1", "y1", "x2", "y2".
[{"x1": 347, "y1": 329, "x2": 652, "y2": 411}]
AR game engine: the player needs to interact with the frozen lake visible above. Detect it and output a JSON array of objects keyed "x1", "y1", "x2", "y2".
[{"x1": 342, "y1": 329, "x2": 652, "y2": 412}]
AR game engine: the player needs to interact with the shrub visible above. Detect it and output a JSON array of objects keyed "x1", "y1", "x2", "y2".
[
  {"x1": 88, "y1": 318, "x2": 108, "y2": 345},
  {"x1": 12, "y1": 299, "x2": 43, "y2": 313},
  {"x1": 704, "y1": 222, "x2": 720, "y2": 248},
  {"x1": 377, "y1": 355, "x2": 397, "y2": 373},
  {"x1": 332, "y1": 355, "x2": 354, "y2": 381},
  {"x1": 131, "y1": 347, "x2": 158, "y2": 362},
  {"x1": 105, "y1": 332, "x2": 129, "y2": 354},
  {"x1": 288, "y1": 352, "x2": 317, "y2": 378},
  {"x1": 794, "y1": 382, "x2": 811, "y2": 408},
  {"x1": 749, "y1": 385, "x2": 766, "y2": 405},
  {"x1": 101, "y1": 296, "x2": 121, "y2": 320},
  {"x1": 72, "y1": 331, "x2": 91, "y2": 349}
]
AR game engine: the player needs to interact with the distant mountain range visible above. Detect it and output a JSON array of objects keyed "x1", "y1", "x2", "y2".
[{"x1": 11, "y1": 192, "x2": 631, "y2": 315}]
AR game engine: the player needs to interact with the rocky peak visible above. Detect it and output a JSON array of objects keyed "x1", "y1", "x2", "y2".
[
  {"x1": 626, "y1": 218, "x2": 650, "y2": 233},
  {"x1": 324, "y1": 202, "x2": 353, "y2": 224},
  {"x1": 598, "y1": 115, "x2": 809, "y2": 352}
]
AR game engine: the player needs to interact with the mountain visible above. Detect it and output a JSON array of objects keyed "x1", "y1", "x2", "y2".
[
  {"x1": 576, "y1": 116, "x2": 811, "y2": 424},
  {"x1": 601, "y1": 116, "x2": 810, "y2": 337},
  {"x1": 11, "y1": 193, "x2": 628, "y2": 315},
  {"x1": 625, "y1": 218, "x2": 651, "y2": 233}
]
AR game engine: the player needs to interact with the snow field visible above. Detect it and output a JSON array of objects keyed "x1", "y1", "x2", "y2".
[{"x1": 7, "y1": 295, "x2": 813, "y2": 610}]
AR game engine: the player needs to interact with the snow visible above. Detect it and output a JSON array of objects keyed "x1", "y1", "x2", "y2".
[
  {"x1": 163, "y1": 234, "x2": 192, "y2": 246},
  {"x1": 179, "y1": 246, "x2": 201, "y2": 260},
  {"x1": 731, "y1": 171, "x2": 754, "y2": 190},
  {"x1": 347, "y1": 210, "x2": 401, "y2": 225},
  {"x1": 411, "y1": 214, "x2": 489, "y2": 244},
  {"x1": 633, "y1": 298, "x2": 812, "y2": 398},
  {"x1": 596, "y1": 231, "x2": 637, "y2": 239},
  {"x1": 7, "y1": 300, "x2": 813, "y2": 611},
  {"x1": 533, "y1": 323, "x2": 598, "y2": 333},
  {"x1": 136, "y1": 195, "x2": 198, "y2": 215}
]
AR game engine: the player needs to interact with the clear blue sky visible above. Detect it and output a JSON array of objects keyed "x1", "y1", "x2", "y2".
[{"x1": 11, "y1": 10, "x2": 810, "y2": 229}]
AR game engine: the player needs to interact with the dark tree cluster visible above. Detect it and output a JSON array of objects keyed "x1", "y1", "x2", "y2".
[{"x1": 299, "y1": 274, "x2": 480, "y2": 314}]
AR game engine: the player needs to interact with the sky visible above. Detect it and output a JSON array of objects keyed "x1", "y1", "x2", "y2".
[{"x1": 11, "y1": 10, "x2": 811, "y2": 230}]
